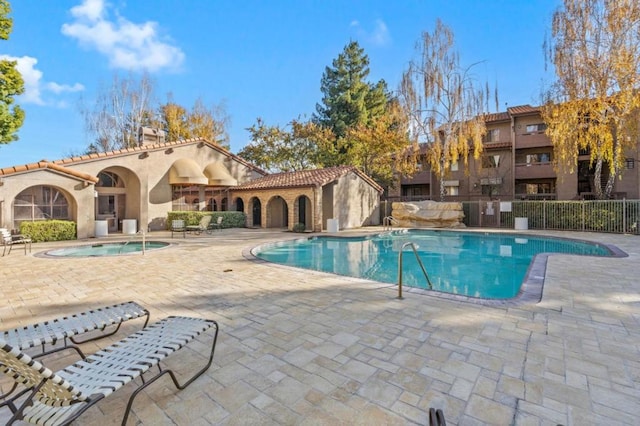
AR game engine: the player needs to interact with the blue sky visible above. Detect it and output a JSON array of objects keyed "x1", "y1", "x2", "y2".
[{"x1": 0, "y1": 0, "x2": 559, "y2": 168}]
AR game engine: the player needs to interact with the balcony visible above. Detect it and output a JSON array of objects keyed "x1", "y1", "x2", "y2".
[
  {"x1": 515, "y1": 162, "x2": 556, "y2": 179},
  {"x1": 515, "y1": 132, "x2": 552, "y2": 149},
  {"x1": 401, "y1": 170, "x2": 431, "y2": 185},
  {"x1": 514, "y1": 193, "x2": 557, "y2": 200}
]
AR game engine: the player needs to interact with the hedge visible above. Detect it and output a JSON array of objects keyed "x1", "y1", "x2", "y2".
[
  {"x1": 167, "y1": 211, "x2": 246, "y2": 229},
  {"x1": 19, "y1": 220, "x2": 77, "y2": 242}
]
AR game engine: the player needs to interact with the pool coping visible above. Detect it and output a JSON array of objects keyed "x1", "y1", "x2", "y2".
[
  {"x1": 34, "y1": 240, "x2": 175, "y2": 258},
  {"x1": 243, "y1": 229, "x2": 628, "y2": 307}
]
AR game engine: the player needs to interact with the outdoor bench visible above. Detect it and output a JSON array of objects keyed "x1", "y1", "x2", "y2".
[{"x1": 1, "y1": 315, "x2": 219, "y2": 425}]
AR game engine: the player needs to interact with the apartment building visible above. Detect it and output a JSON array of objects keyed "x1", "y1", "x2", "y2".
[{"x1": 390, "y1": 105, "x2": 640, "y2": 201}]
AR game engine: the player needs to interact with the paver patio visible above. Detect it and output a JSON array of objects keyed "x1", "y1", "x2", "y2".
[{"x1": 0, "y1": 227, "x2": 638, "y2": 425}]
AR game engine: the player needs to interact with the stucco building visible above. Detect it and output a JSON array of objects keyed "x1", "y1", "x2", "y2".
[
  {"x1": 0, "y1": 138, "x2": 382, "y2": 238},
  {"x1": 391, "y1": 104, "x2": 640, "y2": 201}
]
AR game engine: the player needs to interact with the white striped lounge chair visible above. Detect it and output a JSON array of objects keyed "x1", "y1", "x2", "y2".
[
  {"x1": 0, "y1": 302, "x2": 149, "y2": 409},
  {"x1": 1, "y1": 316, "x2": 219, "y2": 425},
  {"x1": 2, "y1": 301, "x2": 150, "y2": 355}
]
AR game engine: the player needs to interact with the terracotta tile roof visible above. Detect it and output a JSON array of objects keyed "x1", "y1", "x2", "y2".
[
  {"x1": 484, "y1": 141, "x2": 512, "y2": 150},
  {"x1": 0, "y1": 161, "x2": 99, "y2": 183},
  {"x1": 0, "y1": 137, "x2": 267, "y2": 180},
  {"x1": 233, "y1": 165, "x2": 383, "y2": 193},
  {"x1": 53, "y1": 138, "x2": 267, "y2": 176},
  {"x1": 507, "y1": 104, "x2": 540, "y2": 115},
  {"x1": 483, "y1": 112, "x2": 510, "y2": 123}
]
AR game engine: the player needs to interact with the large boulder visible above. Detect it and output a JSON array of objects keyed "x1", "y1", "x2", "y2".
[{"x1": 392, "y1": 200, "x2": 465, "y2": 228}]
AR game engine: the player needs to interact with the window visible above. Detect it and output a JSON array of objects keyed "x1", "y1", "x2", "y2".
[
  {"x1": 525, "y1": 123, "x2": 547, "y2": 133},
  {"x1": 13, "y1": 186, "x2": 70, "y2": 226},
  {"x1": 482, "y1": 155, "x2": 500, "y2": 168},
  {"x1": 445, "y1": 186, "x2": 459, "y2": 196},
  {"x1": 626, "y1": 158, "x2": 635, "y2": 169},
  {"x1": 172, "y1": 186, "x2": 200, "y2": 211},
  {"x1": 451, "y1": 161, "x2": 459, "y2": 171},
  {"x1": 516, "y1": 152, "x2": 551, "y2": 165},
  {"x1": 97, "y1": 171, "x2": 123, "y2": 188},
  {"x1": 515, "y1": 182, "x2": 555, "y2": 194},
  {"x1": 481, "y1": 185, "x2": 493, "y2": 196},
  {"x1": 485, "y1": 129, "x2": 500, "y2": 142}
]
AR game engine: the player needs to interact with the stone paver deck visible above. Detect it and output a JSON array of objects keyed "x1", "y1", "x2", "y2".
[{"x1": 0, "y1": 228, "x2": 638, "y2": 425}]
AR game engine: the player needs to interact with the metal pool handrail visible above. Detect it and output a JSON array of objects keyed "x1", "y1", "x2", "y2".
[
  {"x1": 118, "y1": 230, "x2": 147, "y2": 255},
  {"x1": 397, "y1": 242, "x2": 433, "y2": 299},
  {"x1": 383, "y1": 216, "x2": 398, "y2": 231}
]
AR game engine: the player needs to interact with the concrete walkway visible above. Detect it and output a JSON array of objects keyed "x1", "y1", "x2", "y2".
[{"x1": 0, "y1": 228, "x2": 638, "y2": 425}]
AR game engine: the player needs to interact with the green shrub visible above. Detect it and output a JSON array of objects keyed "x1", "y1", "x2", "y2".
[
  {"x1": 292, "y1": 223, "x2": 306, "y2": 233},
  {"x1": 20, "y1": 220, "x2": 77, "y2": 242},
  {"x1": 167, "y1": 211, "x2": 246, "y2": 229}
]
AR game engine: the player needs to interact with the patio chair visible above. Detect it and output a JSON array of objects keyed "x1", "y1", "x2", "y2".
[
  {"x1": 1, "y1": 316, "x2": 219, "y2": 426},
  {"x1": 186, "y1": 215, "x2": 212, "y2": 235},
  {"x1": 170, "y1": 219, "x2": 186, "y2": 238},
  {"x1": 1, "y1": 228, "x2": 32, "y2": 256},
  {"x1": 0, "y1": 301, "x2": 150, "y2": 407},
  {"x1": 208, "y1": 216, "x2": 223, "y2": 233}
]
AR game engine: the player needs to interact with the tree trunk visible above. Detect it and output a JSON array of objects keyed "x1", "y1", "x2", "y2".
[
  {"x1": 603, "y1": 170, "x2": 616, "y2": 199},
  {"x1": 593, "y1": 159, "x2": 604, "y2": 199},
  {"x1": 439, "y1": 168, "x2": 446, "y2": 201}
]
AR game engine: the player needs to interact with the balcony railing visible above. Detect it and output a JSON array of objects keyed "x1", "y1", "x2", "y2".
[{"x1": 514, "y1": 162, "x2": 556, "y2": 179}]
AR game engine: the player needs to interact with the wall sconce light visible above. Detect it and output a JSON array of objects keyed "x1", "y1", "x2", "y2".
[
  {"x1": 165, "y1": 148, "x2": 174, "y2": 154},
  {"x1": 139, "y1": 152, "x2": 149, "y2": 159}
]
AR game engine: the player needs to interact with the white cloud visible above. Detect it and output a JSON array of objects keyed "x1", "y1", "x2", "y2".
[
  {"x1": 61, "y1": 0, "x2": 185, "y2": 72},
  {"x1": 0, "y1": 55, "x2": 85, "y2": 106},
  {"x1": 350, "y1": 19, "x2": 391, "y2": 47}
]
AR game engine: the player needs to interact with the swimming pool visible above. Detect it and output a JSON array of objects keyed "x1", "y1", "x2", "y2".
[
  {"x1": 44, "y1": 241, "x2": 170, "y2": 257},
  {"x1": 253, "y1": 230, "x2": 622, "y2": 300}
]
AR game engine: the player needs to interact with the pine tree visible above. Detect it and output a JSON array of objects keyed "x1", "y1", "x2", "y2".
[{"x1": 315, "y1": 41, "x2": 389, "y2": 139}]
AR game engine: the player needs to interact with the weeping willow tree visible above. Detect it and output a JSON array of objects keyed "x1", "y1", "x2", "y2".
[
  {"x1": 542, "y1": 0, "x2": 640, "y2": 199},
  {"x1": 400, "y1": 19, "x2": 486, "y2": 201}
]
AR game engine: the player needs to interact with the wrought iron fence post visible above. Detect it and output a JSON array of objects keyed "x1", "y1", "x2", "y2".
[
  {"x1": 581, "y1": 200, "x2": 585, "y2": 232},
  {"x1": 543, "y1": 198, "x2": 546, "y2": 230},
  {"x1": 623, "y1": 198, "x2": 627, "y2": 233}
]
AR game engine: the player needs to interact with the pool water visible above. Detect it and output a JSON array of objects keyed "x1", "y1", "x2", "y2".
[
  {"x1": 253, "y1": 230, "x2": 614, "y2": 299},
  {"x1": 45, "y1": 241, "x2": 170, "y2": 257}
]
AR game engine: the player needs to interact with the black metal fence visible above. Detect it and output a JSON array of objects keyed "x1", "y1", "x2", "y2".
[
  {"x1": 381, "y1": 198, "x2": 640, "y2": 234},
  {"x1": 462, "y1": 199, "x2": 640, "y2": 234}
]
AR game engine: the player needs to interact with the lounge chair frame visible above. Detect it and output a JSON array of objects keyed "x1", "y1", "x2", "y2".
[
  {"x1": 186, "y1": 215, "x2": 212, "y2": 235},
  {"x1": 0, "y1": 301, "x2": 150, "y2": 408},
  {"x1": 1, "y1": 316, "x2": 218, "y2": 426},
  {"x1": 207, "y1": 216, "x2": 223, "y2": 233},
  {"x1": 1, "y1": 228, "x2": 32, "y2": 256}
]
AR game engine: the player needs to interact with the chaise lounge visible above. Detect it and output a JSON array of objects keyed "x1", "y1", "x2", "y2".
[
  {"x1": 0, "y1": 301, "x2": 150, "y2": 408},
  {"x1": 1, "y1": 316, "x2": 219, "y2": 425}
]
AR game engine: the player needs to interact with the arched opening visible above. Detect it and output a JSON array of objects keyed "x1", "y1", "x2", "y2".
[
  {"x1": 96, "y1": 170, "x2": 126, "y2": 232},
  {"x1": 221, "y1": 197, "x2": 228, "y2": 211},
  {"x1": 251, "y1": 198, "x2": 262, "y2": 227},
  {"x1": 13, "y1": 186, "x2": 73, "y2": 229},
  {"x1": 267, "y1": 196, "x2": 288, "y2": 228},
  {"x1": 295, "y1": 195, "x2": 312, "y2": 230},
  {"x1": 235, "y1": 197, "x2": 244, "y2": 212}
]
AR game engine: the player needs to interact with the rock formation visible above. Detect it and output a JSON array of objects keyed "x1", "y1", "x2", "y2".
[{"x1": 392, "y1": 200, "x2": 465, "y2": 228}]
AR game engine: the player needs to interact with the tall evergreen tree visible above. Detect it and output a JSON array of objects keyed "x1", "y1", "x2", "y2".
[
  {"x1": 314, "y1": 41, "x2": 389, "y2": 139},
  {"x1": 0, "y1": 0, "x2": 25, "y2": 145}
]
